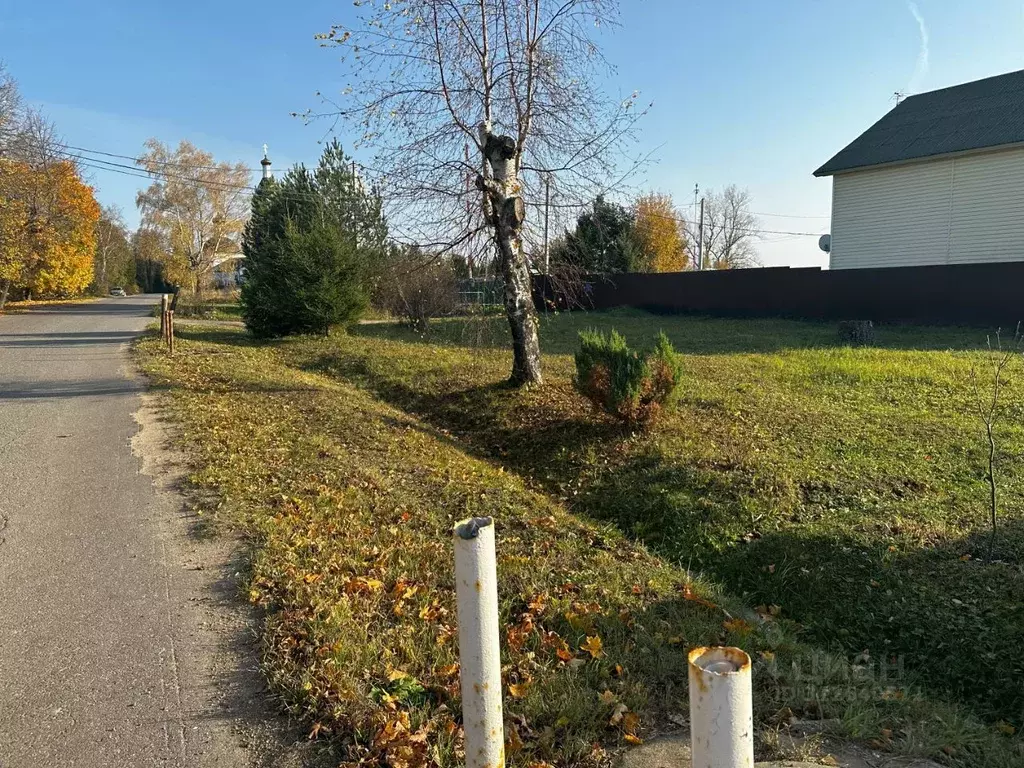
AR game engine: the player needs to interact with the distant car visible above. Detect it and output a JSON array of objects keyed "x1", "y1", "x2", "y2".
[{"x1": 109, "y1": 287, "x2": 126, "y2": 297}]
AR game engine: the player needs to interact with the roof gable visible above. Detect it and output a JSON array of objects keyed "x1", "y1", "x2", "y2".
[{"x1": 815, "y1": 69, "x2": 1024, "y2": 176}]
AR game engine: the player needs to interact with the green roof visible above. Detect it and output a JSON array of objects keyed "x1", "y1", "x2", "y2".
[{"x1": 814, "y1": 69, "x2": 1024, "y2": 176}]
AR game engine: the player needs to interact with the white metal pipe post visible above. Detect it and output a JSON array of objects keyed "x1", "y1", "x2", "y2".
[
  {"x1": 453, "y1": 517, "x2": 505, "y2": 768},
  {"x1": 688, "y1": 646, "x2": 754, "y2": 768}
]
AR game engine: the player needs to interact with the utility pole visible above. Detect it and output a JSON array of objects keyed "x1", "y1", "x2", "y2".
[
  {"x1": 697, "y1": 196, "x2": 705, "y2": 270},
  {"x1": 351, "y1": 159, "x2": 359, "y2": 248},
  {"x1": 543, "y1": 174, "x2": 551, "y2": 273},
  {"x1": 464, "y1": 143, "x2": 473, "y2": 279}
]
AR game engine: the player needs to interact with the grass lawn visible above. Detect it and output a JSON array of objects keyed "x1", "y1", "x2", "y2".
[
  {"x1": 137, "y1": 310, "x2": 1024, "y2": 767},
  {"x1": 157, "y1": 297, "x2": 244, "y2": 322}
]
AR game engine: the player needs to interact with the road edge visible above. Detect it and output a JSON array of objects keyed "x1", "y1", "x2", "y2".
[{"x1": 131, "y1": 387, "x2": 314, "y2": 767}]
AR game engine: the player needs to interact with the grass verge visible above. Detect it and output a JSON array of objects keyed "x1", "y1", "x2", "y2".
[
  {"x1": 137, "y1": 316, "x2": 1024, "y2": 767},
  {"x1": 0, "y1": 296, "x2": 97, "y2": 314}
]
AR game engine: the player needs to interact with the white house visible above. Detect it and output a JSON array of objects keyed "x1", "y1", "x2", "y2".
[{"x1": 815, "y1": 69, "x2": 1024, "y2": 270}]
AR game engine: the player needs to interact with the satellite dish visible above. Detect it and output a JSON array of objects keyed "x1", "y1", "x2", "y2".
[{"x1": 818, "y1": 234, "x2": 832, "y2": 253}]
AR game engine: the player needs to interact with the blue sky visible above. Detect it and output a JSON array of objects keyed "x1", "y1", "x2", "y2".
[{"x1": 2, "y1": 0, "x2": 1023, "y2": 267}]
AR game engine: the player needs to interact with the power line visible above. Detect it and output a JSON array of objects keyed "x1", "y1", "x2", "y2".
[
  {"x1": 751, "y1": 210, "x2": 829, "y2": 220},
  {"x1": 5, "y1": 134, "x2": 831, "y2": 237},
  {"x1": 638, "y1": 207, "x2": 824, "y2": 237}
]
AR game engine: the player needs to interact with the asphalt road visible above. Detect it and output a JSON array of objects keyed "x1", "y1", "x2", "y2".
[{"x1": 0, "y1": 297, "x2": 261, "y2": 767}]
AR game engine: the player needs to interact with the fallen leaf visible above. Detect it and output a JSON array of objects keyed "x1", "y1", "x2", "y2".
[
  {"x1": 507, "y1": 728, "x2": 524, "y2": 754},
  {"x1": 608, "y1": 703, "x2": 628, "y2": 726},
  {"x1": 997, "y1": 721, "x2": 1016, "y2": 735},
  {"x1": 723, "y1": 618, "x2": 752, "y2": 635},
  {"x1": 681, "y1": 583, "x2": 719, "y2": 611},
  {"x1": 598, "y1": 690, "x2": 616, "y2": 705},
  {"x1": 527, "y1": 593, "x2": 548, "y2": 612},
  {"x1": 622, "y1": 712, "x2": 640, "y2": 735},
  {"x1": 581, "y1": 635, "x2": 605, "y2": 658},
  {"x1": 344, "y1": 577, "x2": 384, "y2": 595},
  {"x1": 508, "y1": 682, "x2": 531, "y2": 699},
  {"x1": 623, "y1": 734, "x2": 643, "y2": 745}
]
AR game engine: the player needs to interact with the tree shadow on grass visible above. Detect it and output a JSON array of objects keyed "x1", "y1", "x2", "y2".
[
  {"x1": 707, "y1": 519, "x2": 1024, "y2": 726},
  {"x1": 300, "y1": 346, "x2": 1023, "y2": 725},
  {"x1": 562, "y1": 444, "x2": 1024, "y2": 725},
  {"x1": 300, "y1": 351, "x2": 629, "y2": 487},
  {"x1": 301, "y1": 350, "x2": 776, "y2": 558}
]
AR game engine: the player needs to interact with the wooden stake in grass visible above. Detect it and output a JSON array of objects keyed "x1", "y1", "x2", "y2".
[{"x1": 969, "y1": 324, "x2": 1022, "y2": 559}]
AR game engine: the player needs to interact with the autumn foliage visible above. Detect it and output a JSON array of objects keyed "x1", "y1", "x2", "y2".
[
  {"x1": 0, "y1": 158, "x2": 100, "y2": 303},
  {"x1": 633, "y1": 193, "x2": 688, "y2": 273}
]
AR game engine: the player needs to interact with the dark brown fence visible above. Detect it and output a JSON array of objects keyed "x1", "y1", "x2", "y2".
[{"x1": 534, "y1": 262, "x2": 1024, "y2": 326}]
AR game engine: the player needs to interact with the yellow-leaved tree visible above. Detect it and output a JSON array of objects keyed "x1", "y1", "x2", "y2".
[
  {"x1": 634, "y1": 192, "x2": 689, "y2": 273},
  {"x1": 136, "y1": 139, "x2": 250, "y2": 297},
  {"x1": 23, "y1": 161, "x2": 101, "y2": 296},
  {"x1": 0, "y1": 165, "x2": 30, "y2": 300},
  {"x1": 0, "y1": 158, "x2": 100, "y2": 303}
]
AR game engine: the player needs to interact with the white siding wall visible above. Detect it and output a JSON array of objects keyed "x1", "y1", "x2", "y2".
[{"x1": 829, "y1": 145, "x2": 1024, "y2": 269}]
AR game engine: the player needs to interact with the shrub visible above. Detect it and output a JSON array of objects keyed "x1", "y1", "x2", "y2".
[
  {"x1": 373, "y1": 248, "x2": 458, "y2": 332},
  {"x1": 574, "y1": 328, "x2": 682, "y2": 427}
]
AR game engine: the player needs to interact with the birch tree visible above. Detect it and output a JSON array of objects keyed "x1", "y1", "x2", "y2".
[
  {"x1": 700, "y1": 185, "x2": 760, "y2": 270},
  {"x1": 93, "y1": 205, "x2": 132, "y2": 293},
  {"x1": 319, "y1": 0, "x2": 643, "y2": 385},
  {"x1": 0, "y1": 65, "x2": 21, "y2": 149},
  {"x1": 136, "y1": 139, "x2": 250, "y2": 297}
]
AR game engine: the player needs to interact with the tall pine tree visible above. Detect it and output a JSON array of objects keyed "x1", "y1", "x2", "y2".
[
  {"x1": 241, "y1": 142, "x2": 387, "y2": 337},
  {"x1": 550, "y1": 196, "x2": 643, "y2": 274}
]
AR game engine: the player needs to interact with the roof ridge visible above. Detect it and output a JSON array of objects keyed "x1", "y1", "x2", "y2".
[
  {"x1": 904, "y1": 67, "x2": 1024, "y2": 102},
  {"x1": 814, "y1": 68, "x2": 1024, "y2": 177}
]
